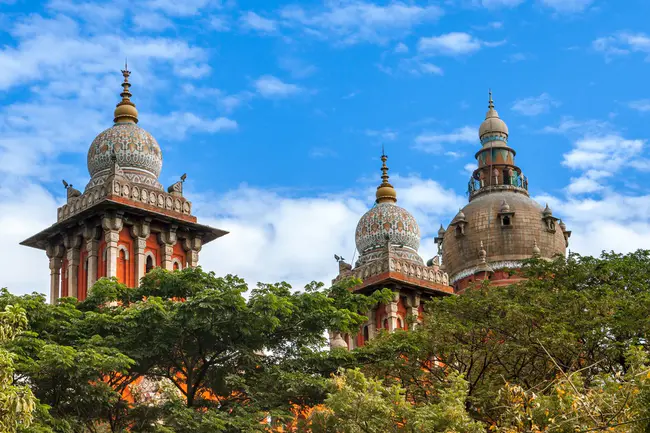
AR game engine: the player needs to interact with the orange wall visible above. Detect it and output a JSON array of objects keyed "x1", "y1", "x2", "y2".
[
  {"x1": 172, "y1": 242, "x2": 185, "y2": 269},
  {"x1": 61, "y1": 258, "x2": 69, "y2": 297},
  {"x1": 116, "y1": 226, "x2": 135, "y2": 287},
  {"x1": 145, "y1": 236, "x2": 161, "y2": 267}
]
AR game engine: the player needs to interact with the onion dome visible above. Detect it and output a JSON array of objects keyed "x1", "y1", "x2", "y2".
[
  {"x1": 355, "y1": 153, "x2": 421, "y2": 254},
  {"x1": 500, "y1": 199, "x2": 510, "y2": 213},
  {"x1": 438, "y1": 224, "x2": 445, "y2": 237},
  {"x1": 543, "y1": 203, "x2": 553, "y2": 217},
  {"x1": 330, "y1": 333, "x2": 348, "y2": 349},
  {"x1": 559, "y1": 219, "x2": 567, "y2": 231},
  {"x1": 479, "y1": 90, "x2": 509, "y2": 141},
  {"x1": 86, "y1": 66, "x2": 163, "y2": 191},
  {"x1": 452, "y1": 209, "x2": 467, "y2": 223}
]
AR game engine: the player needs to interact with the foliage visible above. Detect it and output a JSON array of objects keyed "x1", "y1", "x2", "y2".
[
  {"x1": 306, "y1": 368, "x2": 483, "y2": 433},
  {"x1": 0, "y1": 304, "x2": 37, "y2": 433}
]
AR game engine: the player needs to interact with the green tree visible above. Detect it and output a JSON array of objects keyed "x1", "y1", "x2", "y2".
[
  {"x1": 0, "y1": 304, "x2": 37, "y2": 432},
  {"x1": 307, "y1": 368, "x2": 483, "y2": 433}
]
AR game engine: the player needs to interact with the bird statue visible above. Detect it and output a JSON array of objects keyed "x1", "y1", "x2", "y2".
[
  {"x1": 181, "y1": 173, "x2": 187, "y2": 182},
  {"x1": 334, "y1": 254, "x2": 345, "y2": 263},
  {"x1": 62, "y1": 179, "x2": 69, "y2": 189}
]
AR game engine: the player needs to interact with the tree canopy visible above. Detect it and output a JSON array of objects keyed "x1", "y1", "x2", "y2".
[{"x1": 2, "y1": 251, "x2": 650, "y2": 432}]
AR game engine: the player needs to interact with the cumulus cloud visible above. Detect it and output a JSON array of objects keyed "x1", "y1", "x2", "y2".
[
  {"x1": 418, "y1": 32, "x2": 503, "y2": 56},
  {"x1": 414, "y1": 126, "x2": 476, "y2": 153},
  {"x1": 540, "y1": 0, "x2": 594, "y2": 13},
  {"x1": 629, "y1": 100, "x2": 650, "y2": 112},
  {"x1": 511, "y1": 93, "x2": 560, "y2": 116},
  {"x1": 279, "y1": 1, "x2": 443, "y2": 45},
  {"x1": 240, "y1": 11, "x2": 277, "y2": 32},
  {"x1": 593, "y1": 32, "x2": 650, "y2": 59},
  {"x1": 254, "y1": 75, "x2": 302, "y2": 98}
]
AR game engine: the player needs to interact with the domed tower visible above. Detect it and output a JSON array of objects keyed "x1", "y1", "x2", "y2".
[
  {"x1": 330, "y1": 153, "x2": 453, "y2": 350},
  {"x1": 438, "y1": 92, "x2": 571, "y2": 292},
  {"x1": 21, "y1": 66, "x2": 228, "y2": 303}
]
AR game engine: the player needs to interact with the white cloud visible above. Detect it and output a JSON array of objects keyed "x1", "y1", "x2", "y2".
[
  {"x1": 254, "y1": 75, "x2": 302, "y2": 98},
  {"x1": 365, "y1": 129, "x2": 398, "y2": 141},
  {"x1": 629, "y1": 100, "x2": 650, "y2": 112},
  {"x1": 419, "y1": 63, "x2": 444, "y2": 75},
  {"x1": 542, "y1": 117, "x2": 610, "y2": 135},
  {"x1": 414, "y1": 126, "x2": 476, "y2": 153},
  {"x1": 210, "y1": 15, "x2": 230, "y2": 31},
  {"x1": 146, "y1": 0, "x2": 215, "y2": 17},
  {"x1": 278, "y1": 57, "x2": 318, "y2": 79},
  {"x1": 240, "y1": 11, "x2": 277, "y2": 32},
  {"x1": 562, "y1": 135, "x2": 644, "y2": 172},
  {"x1": 481, "y1": 0, "x2": 524, "y2": 8},
  {"x1": 593, "y1": 32, "x2": 650, "y2": 59},
  {"x1": 540, "y1": 0, "x2": 594, "y2": 13},
  {"x1": 279, "y1": 1, "x2": 443, "y2": 45},
  {"x1": 394, "y1": 42, "x2": 409, "y2": 53},
  {"x1": 418, "y1": 32, "x2": 501, "y2": 56},
  {"x1": 133, "y1": 12, "x2": 175, "y2": 31},
  {"x1": 511, "y1": 93, "x2": 559, "y2": 116},
  {"x1": 146, "y1": 112, "x2": 238, "y2": 139}
]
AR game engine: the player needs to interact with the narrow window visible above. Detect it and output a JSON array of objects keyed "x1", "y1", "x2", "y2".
[
  {"x1": 397, "y1": 317, "x2": 402, "y2": 329},
  {"x1": 173, "y1": 261, "x2": 180, "y2": 271},
  {"x1": 363, "y1": 326, "x2": 370, "y2": 342},
  {"x1": 146, "y1": 255, "x2": 154, "y2": 274}
]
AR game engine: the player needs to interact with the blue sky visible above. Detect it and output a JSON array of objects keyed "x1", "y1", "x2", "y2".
[{"x1": 2, "y1": 0, "x2": 650, "y2": 296}]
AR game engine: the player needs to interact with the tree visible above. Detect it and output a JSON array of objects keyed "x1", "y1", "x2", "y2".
[
  {"x1": 306, "y1": 368, "x2": 483, "y2": 433},
  {"x1": 0, "y1": 304, "x2": 37, "y2": 432},
  {"x1": 357, "y1": 251, "x2": 650, "y2": 428}
]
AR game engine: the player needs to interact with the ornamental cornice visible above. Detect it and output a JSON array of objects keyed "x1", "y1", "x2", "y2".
[
  {"x1": 449, "y1": 260, "x2": 523, "y2": 284},
  {"x1": 58, "y1": 177, "x2": 192, "y2": 222},
  {"x1": 335, "y1": 256, "x2": 449, "y2": 287}
]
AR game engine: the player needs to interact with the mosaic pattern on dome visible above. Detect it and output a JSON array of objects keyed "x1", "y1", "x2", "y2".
[
  {"x1": 88, "y1": 123, "x2": 162, "y2": 179},
  {"x1": 355, "y1": 203, "x2": 420, "y2": 253}
]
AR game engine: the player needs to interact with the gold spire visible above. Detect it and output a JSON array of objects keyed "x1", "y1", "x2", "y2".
[
  {"x1": 375, "y1": 149, "x2": 397, "y2": 204},
  {"x1": 113, "y1": 61, "x2": 139, "y2": 124}
]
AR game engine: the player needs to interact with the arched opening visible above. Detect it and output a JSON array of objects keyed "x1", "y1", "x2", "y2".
[
  {"x1": 173, "y1": 261, "x2": 180, "y2": 271},
  {"x1": 502, "y1": 216, "x2": 511, "y2": 226},
  {"x1": 118, "y1": 248, "x2": 127, "y2": 284},
  {"x1": 396, "y1": 317, "x2": 402, "y2": 329},
  {"x1": 455, "y1": 225, "x2": 462, "y2": 236},
  {"x1": 145, "y1": 255, "x2": 154, "y2": 274},
  {"x1": 383, "y1": 318, "x2": 389, "y2": 330},
  {"x1": 363, "y1": 325, "x2": 369, "y2": 342}
]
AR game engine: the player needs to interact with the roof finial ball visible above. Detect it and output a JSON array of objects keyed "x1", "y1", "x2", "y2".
[
  {"x1": 375, "y1": 149, "x2": 397, "y2": 204},
  {"x1": 113, "y1": 60, "x2": 139, "y2": 124}
]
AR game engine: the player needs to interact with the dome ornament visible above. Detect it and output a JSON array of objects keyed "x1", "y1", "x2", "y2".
[
  {"x1": 113, "y1": 61, "x2": 139, "y2": 124},
  {"x1": 375, "y1": 149, "x2": 397, "y2": 204},
  {"x1": 532, "y1": 239, "x2": 541, "y2": 258}
]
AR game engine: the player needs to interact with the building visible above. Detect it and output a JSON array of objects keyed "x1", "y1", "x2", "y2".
[
  {"x1": 20, "y1": 68, "x2": 228, "y2": 303},
  {"x1": 331, "y1": 92, "x2": 570, "y2": 349},
  {"x1": 330, "y1": 153, "x2": 453, "y2": 350},
  {"x1": 438, "y1": 92, "x2": 570, "y2": 292}
]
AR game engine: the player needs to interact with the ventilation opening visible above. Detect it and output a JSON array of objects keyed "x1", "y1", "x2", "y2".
[
  {"x1": 502, "y1": 216, "x2": 511, "y2": 226},
  {"x1": 456, "y1": 225, "x2": 463, "y2": 236}
]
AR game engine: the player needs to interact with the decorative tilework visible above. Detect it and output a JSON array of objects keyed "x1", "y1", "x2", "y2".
[
  {"x1": 87, "y1": 123, "x2": 162, "y2": 183},
  {"x1": 480, "y1": 134, "x2": 508, "y2": 145},
  {"x1": 355, "y1": 203, "x2": 420, "y2": 253}
]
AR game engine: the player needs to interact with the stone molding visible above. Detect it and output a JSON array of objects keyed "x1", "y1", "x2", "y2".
[
  {"x1": 449, "y1": 260, "x2": 523, "y2": 284},
  {"x1": 58, "y1": 178, "x2": 192, "y2": 223}
]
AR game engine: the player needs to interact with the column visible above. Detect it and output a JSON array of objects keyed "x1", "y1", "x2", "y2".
[
  {"x1": 182, "y1": 235, "x2": 202, "y2": 268},
  {"x1": 406, "y1": 293, "x2": 421, "y2": 329},
  {"x1": 366, "y1": 308, "x2": 377, "y2": 340},
  {"x1": 385, "y1": 291, "x2": 400, "y2": 332},
  {"x1": 83, "y1": 224, "x2": 99, "y2": 291},
  {"x1": 102, "y1": 212, "x2": 124, "y2": 279},
  {"x1": 46, "y1": 243, "x2": 64, "y2": 304},
  {"x1": 63, "y1": 234, "x2": 81, "y2": 299},
  {"x1": 130, "y1": 219, "x2": 151, "y2": 285},
  {"x1": 158, "y1": 225, "x2": 177, "y2": 271}
]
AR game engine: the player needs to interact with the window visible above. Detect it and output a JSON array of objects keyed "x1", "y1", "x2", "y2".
[
  {"x1": 146, "y1": 255, "x2": 154, "y2": 274},
  {"x1": 383, "y1": 318, "x2": 389, "y2": 329},
  {"x1": 397, "y1": 317, "x2": 402, "y2": 329},
  {"x1": 118, "y1": 249, "x2": 127, "y2": 284},
  {"x1": 173, "y1": 261, "x2": 180, "y2": 271},
  {"x1": 502, "y1": 216, "x2": 511, "y2": 226}
]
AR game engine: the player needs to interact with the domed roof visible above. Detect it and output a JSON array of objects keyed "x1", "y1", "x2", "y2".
[
  {"x1": 479, "y1": 91, "x2": 509, "y2": 139},
  {"x1": 355, "y1": 202, "x2": 421, "y2": 253},
  {"x1": 87, "y1": 123, "x2": 162, "y2": 180},
  {"x1": 442, "y1": 192, "x2": 567, "y2": 282},
  {"x1": 354, "y1": 153, "x2": 421, "y2": 254},
  {"x1": 85, "y1": 66, "x2": 163, "y2": 190}
]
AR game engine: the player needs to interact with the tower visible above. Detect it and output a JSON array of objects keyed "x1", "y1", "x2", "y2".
[
  {"x1": 438, "y1": 92, "x2": 571, "y2": 292},
  {"x1": 331, "y1": 153, "x2": 453, "y2": 349},
  {"x1": 21, "y1": 67, "x2": 228, "y2": 303}
]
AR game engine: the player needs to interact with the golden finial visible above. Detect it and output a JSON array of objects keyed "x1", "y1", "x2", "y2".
[
  {"x1": 113, "y1": 61, "x2": 139, "y2": 124},
  {"x1": 375, "y1": 149, "x2": 397, "y2": 204}
]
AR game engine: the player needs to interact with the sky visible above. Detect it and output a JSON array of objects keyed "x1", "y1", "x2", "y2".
[{"x1": 2, "y1": 0, "x2": 650, "y2": 298}]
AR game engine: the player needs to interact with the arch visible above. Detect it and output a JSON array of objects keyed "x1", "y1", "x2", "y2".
[
  {"x1": 117, "y1": 245, "x2": 130, "y2": 260},
  {"x1": 118, "y1": 248, "x2": 127, "y2": 284},
  {"x1": 172, "y1": 258, "x2": 182, "y2": 271},
  {"x1": 145, "y1": 254, "x2": 154, "y2": 274},
  {"x1": 396, "y1": 317, "x2": 403, "y2": 330}
]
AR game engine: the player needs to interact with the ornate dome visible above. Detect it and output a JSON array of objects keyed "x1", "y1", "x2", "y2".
[
  {"x1": 85, "y1": 66, "x2": 163, "y2": 191},
  {"x1": 355, "y1": 203, "x2": 421, "y2": 253},
  {"x1": 441, "y1": 192, "x2": 567, "y2": 283},
  {"x1": 479, "y1": 91, "x2": 509, "y2": 140},
  {"x1": 87, "y1": 123, "x2": 162, "y2": 185}
]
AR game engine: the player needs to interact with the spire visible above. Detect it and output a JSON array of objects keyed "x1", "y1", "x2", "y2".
[
  {"x1": 113, "y1": 63, "x2": 139, "y2": 124},
  {"x1": 485, "y1": 89, "x2": 498, "y2": 119},
  {"x1": 488, "y1": 89, "x2": 494, "y2": 109},
  {"x1": 375, "y1": 150, "x2": 397, "y2": 204}
]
